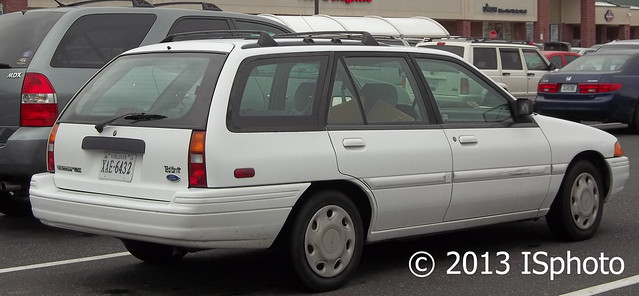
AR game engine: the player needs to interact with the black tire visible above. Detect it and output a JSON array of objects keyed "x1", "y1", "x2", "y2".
[
  {"x1": 121, "y1": 239, "x2": 185, "y2": 264},
  {"x1": 0, "y1": 192, "x2": 32, "y2": 216},
  {"x1": 546, "y1": 161, "x2": 604, "y2": 241},
  {"x1": 286, "y1": 190, "x2": 363, "y2": 292}
]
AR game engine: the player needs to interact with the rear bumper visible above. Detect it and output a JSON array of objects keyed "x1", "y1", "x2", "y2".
[
  {"x1": 535, "y1": 94, "x2": 634, "y2": 123},
  {"x1": 30, "y1": 173, "x2": 309, "y2": 249},
  {"x1": 0, "y1": 127, "x2": 50, "y2": 178}
]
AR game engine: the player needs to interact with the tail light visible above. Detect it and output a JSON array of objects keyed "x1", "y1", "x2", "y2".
[
  {"x1": 538, "y1": 83, "x2": 559, "y2": 93},
  {"x1": 460, "y1": 77, "x2": 469, "y2": 94},
  {"x1": 578, "y1": 83, "x2": 622, "y2": 93},
  {"x1": 188, "y1": 131, "x2": 207, "y2": 187},
  {"x1": 47, "y1": 124, "x2": 59, "y2": 173},
  {"x1": 21, "y1": 73, "x2": 58, "y2": 127}
]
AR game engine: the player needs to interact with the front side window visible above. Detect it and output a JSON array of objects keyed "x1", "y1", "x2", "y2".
[
  {"x1": 51, "y1": 14, "x2": 157, "y2": 68},
  {"x1": 327, "y1": 56, "x2": 427, "y2": 125},
  {"x1": 229, "y1": 55, "x2": 328, "y2": 131},
  {"x1": 60, "y1": 53, "x2": 225, "y2": 130},
  {"x1": 499, "y1": 48, "x2": 523, "y2": 70},
  {"x1": 416, "y1": 57, "x2": 512, "y2": 123},
  {"x1": 523, "y1": 49, "x2": 549, "y2": 70}
]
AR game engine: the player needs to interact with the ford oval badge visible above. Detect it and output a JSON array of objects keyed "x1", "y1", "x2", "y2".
[{"x1": 166, "y1": 174, "x2": 181, "y2": 182}]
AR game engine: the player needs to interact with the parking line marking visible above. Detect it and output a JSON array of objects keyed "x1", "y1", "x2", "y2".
[
  {"x1": 560, "y1": 274, "x2": 639, "y2": 296},
  {"x1": 0, "y1": 252, "x2": 130, "y2": 274}
]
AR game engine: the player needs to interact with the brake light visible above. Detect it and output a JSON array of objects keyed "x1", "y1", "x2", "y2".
[
  {"x1": 188, "y1": 131, "x2": 207, "y2": 187},
  {"x1": 538, "y1": 83, "x2": 559, "y2": 93},
  {"x1": 460, "y1": 77, "x2": 469, "y2": 94},
  {"x1": 437, "y1": 42, "x2": 446, "y2": 45},
  {"x1": 579, "y1": 83, "x2": 622, "y2": 93},
  {"x1": 47, "y1": 124, "x2": 59, "y2": 173},
  {"x1": 21, "y1": 73, "x2": 58, "y2": 127}
]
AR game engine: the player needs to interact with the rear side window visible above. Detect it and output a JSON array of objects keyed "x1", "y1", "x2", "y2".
[
  {"x1": 548, "y1": 55, "x2": 564, "y2": 69},
  {"x1": 473, "y1": 47, "x2": 498, "y2": 69},
  {"x1": 168, "y1": 17, "x2": 231, "y2": 35},
  {"x1": 229, "y1": 55, "x2": 329, "y2": 132},
  {"x1": 419, "y1": 45, "x2": 465, "y2": 57},
  {"x1": 499, "y1": 49, "x2": 523, "y2": 70},
  {"x1": 60, "y1": 53, "x2": 226, "y2": 130},
  {"x1": 51, "y1": 14, "x2": 157, "y2": 68},
  {"x1": 0, "y1": 11, "x2": 63, "y2": 68},
  {"x1": 234, "y1": 20, "x2": 289, "y2": 35}
]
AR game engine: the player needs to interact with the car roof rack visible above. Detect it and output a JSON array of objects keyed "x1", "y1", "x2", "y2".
[
  {"x1": 55, "y1": 0, "x2": 153, "y2": 7},
  {"x1": 274, "y1": 31, "x2": 380, "y2": 46},
  {"x1": 155, "y1": 2, "x2": 222, "y2": 11},
  {"x1": 161, "y1": 30, "x2": 270, "y2": 43}
]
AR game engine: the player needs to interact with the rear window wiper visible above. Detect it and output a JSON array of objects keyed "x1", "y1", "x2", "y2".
[{"x1": 95, "y1": 112, "x2": 167, "y2": 133}]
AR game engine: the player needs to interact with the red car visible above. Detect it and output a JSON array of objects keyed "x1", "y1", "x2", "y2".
[{"x1": 543, "y1": 51, "x2": 581, "y2": 69}]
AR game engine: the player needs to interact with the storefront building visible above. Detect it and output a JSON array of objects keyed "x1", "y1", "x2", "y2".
[{"x1": 2, "y1": 0, "x2": 639, "y2": 47}]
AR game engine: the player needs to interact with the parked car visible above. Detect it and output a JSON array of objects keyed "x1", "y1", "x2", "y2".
[
  {"x1": 542, "y1": 50, "x2": 581, "y2": 69},
  {"x1": 416, "y1": 38, "x2": 555, "y2": 101},
  {"x1": 29, "y1": 32, "x2": 629, "y2": 292},
  {"x1": 595, "y1": 39, "x2": 639, "y2": 53},
  {"x1": 0, "y1": 1, "x2": 291, "y2": 215},
  {"x1": 536, "y1": 50, "x2": 639, "y2": 131}
]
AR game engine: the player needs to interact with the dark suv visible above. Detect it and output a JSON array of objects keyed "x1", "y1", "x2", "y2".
[{"x1": 0, "y1": 1, "x2": 291, "y2": 215}]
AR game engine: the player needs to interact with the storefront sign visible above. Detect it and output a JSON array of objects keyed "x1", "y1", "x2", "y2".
[
  {"x1": 605, "y1": 10, "x2": 614, "y2": 22},
  {"x1": 483, "y1": 3, "x2": 527, "y2": 14}
]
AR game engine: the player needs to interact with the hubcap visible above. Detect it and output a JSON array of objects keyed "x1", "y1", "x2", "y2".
[
  {"x1": 304, "y1": 205, "x2": 356, "y2": 278},
  {"x1": 570, "y1": 172, "x2": 600, "y2": 230}
]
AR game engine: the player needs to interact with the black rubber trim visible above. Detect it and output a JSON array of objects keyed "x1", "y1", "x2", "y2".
[{"x1": 82, "y1": 136, "x2": 146, "y2": 154}]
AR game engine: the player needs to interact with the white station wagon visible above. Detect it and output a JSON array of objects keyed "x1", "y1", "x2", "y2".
[{"x1": 30, "y1": 32, "x2": 630, "y2": 292}]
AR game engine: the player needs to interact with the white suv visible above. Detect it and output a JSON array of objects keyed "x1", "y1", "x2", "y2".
[
  {"x1": 30, "y1": 32, "x2": 629, "y2": 292},
  {"x1": 417, "y1": 39, "x2": 555, "y2": 101}
]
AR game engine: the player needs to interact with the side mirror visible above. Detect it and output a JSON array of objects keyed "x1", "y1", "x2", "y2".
[
  {"x1": 548, "y1": 63, "x2": 557, "y2": 71},
  {"x1": 513, "y1": 98, "x2": 534, "y2": 120}
]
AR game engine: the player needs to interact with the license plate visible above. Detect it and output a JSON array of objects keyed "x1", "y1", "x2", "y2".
[
  {"x1": 99, "y1": 152, "x2": 136, "y2": 182},
  {"x1": 560, "y1": 84, "x2": 577, "y2": 93}
]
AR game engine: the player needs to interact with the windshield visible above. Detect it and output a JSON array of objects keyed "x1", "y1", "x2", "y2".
[
  {"x1": 0, "y1": 11, "x2": 63, "y2": 67},
  {"x1": 560, "y1": 54, "x2": 630, "y2": 72},
  {"x1": 60, "y1": 52, "x2": 227, "y2": 130}
]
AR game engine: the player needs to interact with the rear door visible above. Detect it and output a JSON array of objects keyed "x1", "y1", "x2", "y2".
[
  {"x1": 53, "y1": 52, "x2": 225, "y2": 201},
  {"x1": 498, "y1": 48, "x2": 528, "y2": 99},
  {"x1": 327, "y1": 54, "x2": 453, "y2": 232},
  {"x1": 0, "y1": 11, "x2": 63, "y2": 142}
]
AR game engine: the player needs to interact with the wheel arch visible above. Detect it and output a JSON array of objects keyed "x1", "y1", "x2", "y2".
[
  {"x1": 565, "y1": 150, "x2": 611, "y2": 200},
  {"x1": 272, "y1": 180, "x2": 373, "y2": 248}
]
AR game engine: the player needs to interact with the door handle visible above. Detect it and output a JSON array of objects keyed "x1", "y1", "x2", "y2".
[
  {"x1": 502, "y1": 72, "x2": 511, "y2": 76},
  {"x1": 343, "y1": 138, "x2": 366, "y2": 148},
  {"x1": 458, "y1": 135, "x2": 478, "y2": 144},
  {"x1": 527, "y1": 73, "x2": 535, "y2": 76}
]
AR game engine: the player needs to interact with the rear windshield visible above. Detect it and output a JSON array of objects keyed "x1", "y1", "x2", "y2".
[
  {"x1": 419, "y1": 45, "x2": 465, "y2": 57},
  {"x1": 596, "y1": 43, "x2": 639, "y2": 53},
  {"x1": 59, "y1": 52, "x2": 226, "y2": 130},
  {"x1": 0, "y1": 11, "x2": 63, "y2": 68},
  {"x1": 560, "y1": 54, "x2": 630, "y2": 72}
]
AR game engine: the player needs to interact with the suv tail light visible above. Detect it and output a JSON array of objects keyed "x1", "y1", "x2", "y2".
[
  {"x1": 188, "y1": 131, "x2": 207, "y2": 187},
  {"x1": 21, "y1": 73, "x2": 58, "y2": 127},
  {"x1": 47, "y1": 124, "x2": 59, "y2": 173}
]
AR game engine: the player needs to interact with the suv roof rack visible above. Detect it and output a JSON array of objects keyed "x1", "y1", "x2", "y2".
[
  {"x1": 155, "y1": 2, "x2": 222, "y2": 11},
  {"x1": 56, "y1": 0, "x2": 153, "y2": 7}
]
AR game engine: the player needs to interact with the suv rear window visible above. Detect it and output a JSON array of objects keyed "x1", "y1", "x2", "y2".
[
  {"x1": 50, "y1": 14, "x2": 157, "y2": 69},
  {"x1": 60, "y1": 53, "x2": 226, "y2": 130},
  {"x1": 420, "y1": 45, "x2": 465, "y2": 57},
  {"x1": 0, "y1": 11, "x2": 63, "y2": 68}
]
